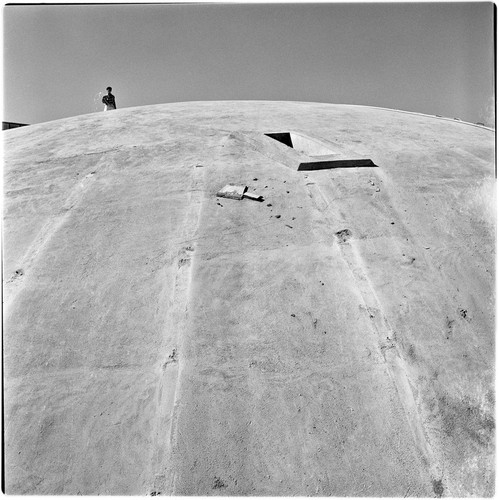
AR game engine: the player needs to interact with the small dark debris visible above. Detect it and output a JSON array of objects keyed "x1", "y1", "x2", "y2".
[
  {"x1": 213, "y1": 477, "x2": 227, "y2": 489},
  {"x1": 163, "y1": 349, "x2": 178, "y2": 369},
  {"x1": 267, "y1": 203, "x2": 272, "y2": 207},
  {"x1": 253, "y1": 178, "x2": 258, "y2": 181},
  {"x1": 286, "y1": 191, "x2": 290, "y2": 194},
  {"x1": 195, "y1": 164, "x2": 204, "y2": 168},
  {"x1": 285, "y1": 224, "x2": 293, "y2": 229},
  {"x1": 291, "y1": 314, "x2": 296, "y2": 317},
  {"x1": 459, "y1": 309, "x2": 468, "y2": 319},
  {"x1": 150, "y1": 491, "x2": 161, "y2": 496},
  {"x1": 15, "y1": 268, "x2": 24, "y2": 276},
  {"x1": 446, "y1": 317, "x2": 455, "y2": 335},
  {"x1": 217, "y1": 202, "x2": 223, "y2": 207},
  {"x1": 275, "y1": 215, "x2": 281, "y2": 219},
  {"x1": 390, "y1": 221, "x2": 395, "y2": 225}
]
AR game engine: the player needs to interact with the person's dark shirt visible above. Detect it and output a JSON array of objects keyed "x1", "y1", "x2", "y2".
[{"x1": 102, "y1": 93, "x2": 116, "y2": 108}]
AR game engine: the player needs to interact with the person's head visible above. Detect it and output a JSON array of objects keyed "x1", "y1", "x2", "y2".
[{"x1": 106, "y1": 86, "x2": 112, "y2": 93}]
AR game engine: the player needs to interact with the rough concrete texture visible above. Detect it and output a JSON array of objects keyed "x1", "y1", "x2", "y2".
[{"x1": 3, "y1": 101, "x2": 495, "y2": 496}]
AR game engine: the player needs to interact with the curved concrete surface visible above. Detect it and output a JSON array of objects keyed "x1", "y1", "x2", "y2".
[{"x1": 3, "y1": 101, "x2": 495, "y2": 496}]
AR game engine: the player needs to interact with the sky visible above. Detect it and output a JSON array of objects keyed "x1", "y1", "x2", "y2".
[{"x1": 3, "y1": 2, "x2": 495, "y2": 126}]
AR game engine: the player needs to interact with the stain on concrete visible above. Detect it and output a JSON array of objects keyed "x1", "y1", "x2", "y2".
[
  {"x1": 335, "y1": 229, "x2": 352, "y2": 243},
  {"x1": 432, "y1": 478, "x2": 444, "y2": 497}
]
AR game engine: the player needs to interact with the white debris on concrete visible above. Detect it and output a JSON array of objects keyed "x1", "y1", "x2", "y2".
[{"x1": 216, "y1": 184, "x2": 247, "y2": 200}]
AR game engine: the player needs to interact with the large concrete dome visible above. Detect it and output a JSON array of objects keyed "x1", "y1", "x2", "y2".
[{"x1": 3, "y1": 101, "x2": 495, "y2": 496}]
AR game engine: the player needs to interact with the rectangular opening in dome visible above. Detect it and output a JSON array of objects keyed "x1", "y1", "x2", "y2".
[
  {"x1": 264, "y1": 132, "x2": 294, "y2": 149},
  {"x1": 298, "y1": 159, "x2": 377, "y2": 171}
]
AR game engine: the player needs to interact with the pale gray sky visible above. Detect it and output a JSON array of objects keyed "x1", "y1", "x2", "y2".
[{"x1": 3, "y1": 2, "x2": 495, "y2": 126}]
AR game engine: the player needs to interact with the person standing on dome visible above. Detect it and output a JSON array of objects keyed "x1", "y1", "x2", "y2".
[{"x1": 102, "y1": 87, "x2": 116, "y2": 111}]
